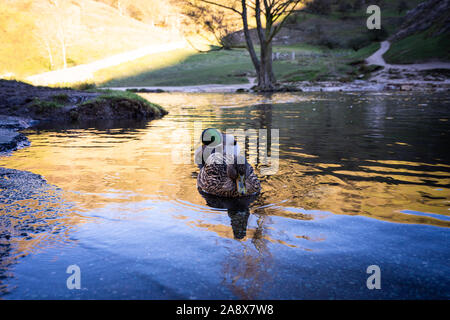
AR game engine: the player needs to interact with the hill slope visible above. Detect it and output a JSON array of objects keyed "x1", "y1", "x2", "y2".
[
  {"x1": 384, "y1": 0, "x2": 450, "y2": 63},
  {"x1": 0, "y1": 0, "x2": 181, "y2": 78}
]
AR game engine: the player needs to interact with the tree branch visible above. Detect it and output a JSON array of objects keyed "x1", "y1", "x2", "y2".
[
  {"x1": 199, "y1": 0, "x2": 243, "y2": 15},
  {"x1": 267, "y1": 0, "x2": 303, "y2": 42}
]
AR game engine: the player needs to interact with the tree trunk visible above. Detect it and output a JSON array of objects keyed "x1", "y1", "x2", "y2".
[
  {"x1": 60, "y1": 32, "x2": 67, "y2": 69},
  {"x1": 241, "y1": 0, "x2": 260, "y2": 80},
  {"x1": 266, "y1": 43, "x2": 276, "y2": 84},
  {"x1": 258, "y1": 42, "x2": 275, "y2": 91},
  {"x1": 44, "y1": 39, "x2": 54, "y2": 70},
  {"x1": 199, "y1": 0, "x2": 296, "y2": 91},
  {"x1": 118, "y1": 0, "x2": 124, "y2": 16},
  {"x1": 255, "y1": 0, "x2": 276, "y2": 91}
]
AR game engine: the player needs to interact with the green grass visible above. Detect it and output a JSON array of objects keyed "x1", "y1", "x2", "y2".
[
  {"x1": 26, "y1": 88, "x2": 166, "y2": 118},
  {"x1": 82, "y1": 90, "x2": 167, "y2": 116},
  {"x1": 51, "y1": 93, "x2": 70, "y2": 104},
  {"x1": 384, "y1": 31, "x2": 450, "y2": 64},
  {"x1": 283, "y1": 0, "x2": 426, "y2": 52},
  {"x1": 96, "y1": 42, "x2": 381, "y2": 87},
  {"x1": 96, "y1": 48, "x2": 254, "y2": 87},
  {"x1": 277, "y1": 43, "x2": 380, "y2": 82},
  {"x1": 28, "y1": 98, "x2": 65, "y2": 113},
  {"x1": 72, "y1": 82, "x2": 97, "y2": 91}
]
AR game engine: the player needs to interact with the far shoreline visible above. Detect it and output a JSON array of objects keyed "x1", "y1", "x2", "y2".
[{"x1": 106, "y1": 78, "x2": 450, "y2": 93}]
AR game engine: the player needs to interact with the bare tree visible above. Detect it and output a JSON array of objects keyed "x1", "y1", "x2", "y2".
[
  {"x1": 36, "y1": 33, "x2": 55, "y2": 70},
  {"x1": 34, "y1": 17, "x2": 57, "y2": 70},
  {"x1": 183, "y1": 1, "x2": 236, "y2": 50},
  {"x1": 48, "y1": 0, "x2": 70, "y2": 69},
  {"x1": 189, "y1": 0, "x2": 304, "y2": 91}
]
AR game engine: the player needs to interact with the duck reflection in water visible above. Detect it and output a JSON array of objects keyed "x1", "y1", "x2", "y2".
[
  {"x1": 198, "y1": 191, "x2": 259, "y2": 239},
  {"x1": 195, "y1": 128, "x2": 261, "y2": 238}
]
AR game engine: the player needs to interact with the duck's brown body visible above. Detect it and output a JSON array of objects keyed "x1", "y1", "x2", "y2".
[{"x1": 197, "y1": 153, "x2": 261, "y2": 198}]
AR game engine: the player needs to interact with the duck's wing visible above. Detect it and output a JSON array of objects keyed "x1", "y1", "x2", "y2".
[
  {"x1": 245, "y1": 163, "x2": 261, "y2": 195},
  {"x1": 197, "y1": 153, "x2": 236, "y2": 196}
]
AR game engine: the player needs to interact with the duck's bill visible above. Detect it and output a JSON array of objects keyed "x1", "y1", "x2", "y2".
[{"x1": 237, "y1": 175, "x2": 247, "y2": 196}]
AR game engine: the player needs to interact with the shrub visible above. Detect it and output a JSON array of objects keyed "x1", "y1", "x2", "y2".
[
  {"x1": 51, "y1": 93, "x2": 70, "y2": 104},
  {"x1": 73, "y1": 82, "x2": 96, "y2": 90},
  {"x1": 367, "y1": 26, "x2": 389, "y2": 42}
]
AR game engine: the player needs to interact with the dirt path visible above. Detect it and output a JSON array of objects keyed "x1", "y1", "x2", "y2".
[
  {"x1": 367, "y1": 41, "x2": 450, "y2": 71},
  {"x1": 366, "y1": 41, "x2": 450, "y2": 85},
  {"x1": 26, "y1": 41, "x2": 187, "y2": 86}
]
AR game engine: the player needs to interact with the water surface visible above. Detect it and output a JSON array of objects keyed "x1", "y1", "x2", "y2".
[{"x1": 0, "y1": 92, "x2": 449, "y2": 299}]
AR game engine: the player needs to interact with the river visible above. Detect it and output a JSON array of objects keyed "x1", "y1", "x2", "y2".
[{"x1": 0, "y1": 91, "x2": 449, "y2": 299}]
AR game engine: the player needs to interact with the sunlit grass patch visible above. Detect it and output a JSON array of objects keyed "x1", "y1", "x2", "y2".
[
  {"x1": 95, "y1": 42, "x2": 382, "y2": 86},
  {"x1": 82, "y1": 90, "x2": 167, "y2": 116},
  {"x1": 96, "y1": 48, "x2": 253, "y2": 87}
]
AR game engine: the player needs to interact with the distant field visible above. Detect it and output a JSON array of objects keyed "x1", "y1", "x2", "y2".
[{"x1": 97, "y1": 43, "x2": 380, "y2": 87}]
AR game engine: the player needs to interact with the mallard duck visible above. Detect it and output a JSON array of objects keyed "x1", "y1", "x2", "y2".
[
  {"x1": 197, "y1": 129, "x2": 261, "y2": 197},
  {"x1": 194, "y1": 128, "x2": 240, "y2": 168}
]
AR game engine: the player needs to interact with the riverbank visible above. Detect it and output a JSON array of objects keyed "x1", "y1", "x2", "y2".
[
  {"x1": 110, "y1": 77, "x2": 449, "y2": 93},
  {"x1": 0, "y1": 116, "x2": 36, "y2": 153},
  {"x1": 0, "y1": 80, "x2": 167, "y2": 122},
  {"x1": 0, "y1": 79, "x2": 168, "y2": 154}
]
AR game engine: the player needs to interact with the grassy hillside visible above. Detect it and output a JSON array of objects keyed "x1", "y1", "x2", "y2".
[
  {"x1": 384, "y1": 31, "x2": 450, "y2": 64},
  {"x1": 0, "y1": 0, "x2": 180, "y2": 78},
  {"x1": 383, "y1": 0, "x2": 450, "y2": 64},
  {"x1": 224, "y1": 0, "x2": 424, "y2": 50},
  {"x1": 96, "y1": 42, "x2": 380, "y2": 87}
]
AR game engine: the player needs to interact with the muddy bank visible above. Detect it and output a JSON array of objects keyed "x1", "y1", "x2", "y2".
[
  {"x1": 0, "y1": 79, "x2": 167, "y2": 123},
  {"x1": 296, "y1": 78, "x2": 450, "y2": 92},
  {"x1": 107, "y1": 78, "x2": 449, "y2": 94},
  {"x1": 0, "y1": 116, "x2": 37, "y2": 153},
  {"x1": 0, "y1": 166, "x2": 71, "y2": 288},
  {"x1": 0, "y1": 79, "x2": 168, "y2": 153}
]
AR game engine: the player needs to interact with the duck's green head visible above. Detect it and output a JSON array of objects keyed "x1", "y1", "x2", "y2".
[{"x1": 201, "y1": 128, "x2": 222, "y2": 147}]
